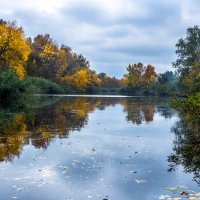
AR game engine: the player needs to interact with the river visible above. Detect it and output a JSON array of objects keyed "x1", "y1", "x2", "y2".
[{"x1": 0, "y1": 96, "x2": 199, "y2": 200}]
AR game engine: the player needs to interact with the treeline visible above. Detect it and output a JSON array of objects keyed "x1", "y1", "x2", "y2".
[
  {"x1": 0, "y1": 18, "x2": 199, "y2": 101},
  {"x1": 122, "y1": 63, "x2": 178, "y2": 95},
  {"x1": 0, "y1": 19, "x2": 122, "y2": 101},
  {"x1": 123, "y1": 26, "x2": 200, "y2": 99}
]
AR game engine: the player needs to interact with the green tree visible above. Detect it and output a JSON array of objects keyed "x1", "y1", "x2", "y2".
[
  {"x1": 173, "y1": 26, "x2": 200, "y2": 75},
  {"x1": 0, "y1": 70, "x2": 26, "y2": 100},
  {"x1": 158, "y1": 71, "x2": 175, "y2": 84}
]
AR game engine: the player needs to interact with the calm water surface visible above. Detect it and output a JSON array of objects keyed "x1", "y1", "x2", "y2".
[{"x1": 0, "y1": 96, "x2": 199, "y2": 200}]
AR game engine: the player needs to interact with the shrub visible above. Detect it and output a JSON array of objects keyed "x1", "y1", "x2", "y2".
[
  {"x1": 0, "y1": 70, "x2": 26, "y2": 101},
  {"x1": 24, "y1": 77, "x2": 66, "y2": 94}
]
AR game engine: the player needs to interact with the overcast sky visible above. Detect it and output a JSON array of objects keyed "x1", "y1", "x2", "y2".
[{"x1": 0, "y1": 0, "x2": 199, "y2": 77}]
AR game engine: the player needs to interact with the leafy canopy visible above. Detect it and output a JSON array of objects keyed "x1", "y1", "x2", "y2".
[
  {"x1": 0, "y1": 21, "x2": 31, "y2": 79},
  {"x1": 124, "y1": 62, "x2": 157, "y2": 88},
  {"x1": 173, "y1": 26, "x2": 200, "y2": 75}
]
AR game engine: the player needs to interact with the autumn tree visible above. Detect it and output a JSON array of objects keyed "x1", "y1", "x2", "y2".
[
  {"x1": 143, "y1": 65, "x2": 157, "y2": 86},
  {"x1": 0, "y1": 20, "x2": 31, "y2": 79},
  {"x1": 27, "y1": 36, "x2": 90, "y2": 83},
  {"x1": 98, "y1": 73, "x2": 123, "y2": 89},
  {"x1": 60, "y1": 69, "x2": 101, "y2": 92},
  {"x1": 124, "y1": 62, "x2": 157, "y2": 88},
  {"x1": 0, "y1": 19, "x2": 121, "y2": 96},
  {"x1": 124, "y1": 62, "x2": 145, "y2": 87},
  {"x1": 55, "y1": 48, "x2": 68, "y2": 79},
  {"x1": 69, "y1": 53, "x2": 90, "y2": 73},
  {"x1": 27, "y1": 34, "x2": 58, "y2": 80},
  {"x1": 55, "y1": 45, "x2": 89, "y2": 78}
]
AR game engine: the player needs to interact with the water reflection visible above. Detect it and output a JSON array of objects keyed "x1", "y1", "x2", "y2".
[
  {"x1": 168, "y1": 112, "x2": 200, "y2": 184},
  {"x1": 0, "y1": 96, "x2": 173, "y2": 162},
  {"x1": 1, "y1": 96, "x2": 200, "y2": 200},
  {"x1": 0, "y1": 96, "x2": 61, "y2": 161},
  {"x1": 123, "y1": 98, "x2": 156, "y2": 124},
  {"x1": 0, "y1": 113, "x2": 27, "y2": 162}
]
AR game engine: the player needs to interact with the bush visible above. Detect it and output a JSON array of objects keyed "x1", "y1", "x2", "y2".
[
  {"x1": 86, "y1": 86, "x2": 100, "y2": 94},
  {"x1": 24, "y1": 77, "x2": 67, "y2": 94},
  {"x1": 155, "y1": 81, "x2": 180, "y2": 96},
  {"x1": 101, "y1": 88, "x2": 109, "y2": 93},
  {"x1": 0, "y1": 70, "x2": 26, "y2": 101}
]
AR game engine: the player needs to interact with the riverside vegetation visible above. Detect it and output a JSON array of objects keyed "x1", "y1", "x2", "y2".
[{"x1": 0, "y1": 19, "x2": 199, "y2": 101}]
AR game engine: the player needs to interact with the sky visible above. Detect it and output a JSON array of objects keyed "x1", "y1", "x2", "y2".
[{"x1": 0, "y1": 0, "x2": 200, "y2": 78}]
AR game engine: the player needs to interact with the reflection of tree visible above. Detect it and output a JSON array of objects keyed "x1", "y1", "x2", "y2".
[
  {"x1": 0, "y1": 96, "x2": 174, "y2": 162},
  {"x1": 157, "y1": 106, "x2": 175, "y2": 119},
  {"x1": 96, "y1": 98, "x2": 123, "y2": 110},
  {"x1": 168, "y1": 115, "x2": 200, "y2": 184},
  {"x1": 27, "y1": 98, "x2": 100, "y2": 148},
  {"x1": 0, "y1": 97, "x2": 124, "y2": 161},
  {"x1": 0, "y1": 114, "x2": 28, "y2": 162},
  {"x1": 123, "y1": 98, "x2": 156, "y2": 125}
]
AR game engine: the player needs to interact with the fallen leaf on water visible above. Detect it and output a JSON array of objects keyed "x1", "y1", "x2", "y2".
[{"x1": 135, "y1": 179, "x2": 147, "y2": 184}]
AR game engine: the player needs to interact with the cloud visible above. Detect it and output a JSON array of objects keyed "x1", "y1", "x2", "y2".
[{"x1": 0, "y1": 0, "x2": 199, "y2": 77}]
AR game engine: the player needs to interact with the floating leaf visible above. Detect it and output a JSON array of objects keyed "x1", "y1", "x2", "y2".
[{"x1": 135, "y1": 179, "x2": 147, "y2": 184}]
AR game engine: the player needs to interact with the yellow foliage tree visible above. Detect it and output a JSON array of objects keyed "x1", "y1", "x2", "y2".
[
  {"x1": 123, "y1": 63, "x2": 145, "y2": 87},
  {"x1": 39, "y1": 43, "x2": 57, "y2": 61},
  {"x1": 124, "y1": 63, "x2": 157, "y2": 87},
  {"x1": 56, "y1": 49, "x2": 67, "y2": 79},
  {"x1": 59, "y1": 69, "x2": 101, "y2": 92},
  {"x1": 0, "y1": 21, "x2": 31, "y2": 79}
]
